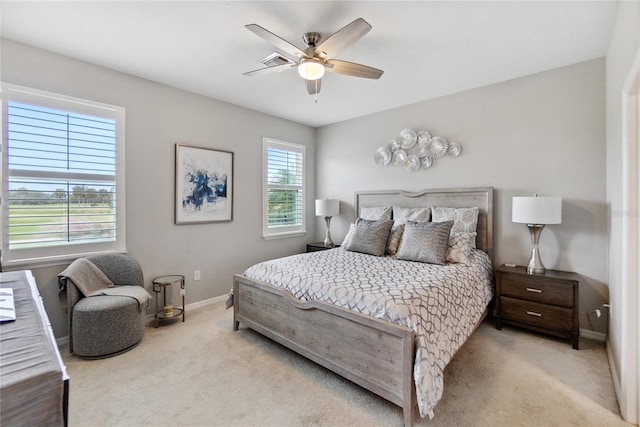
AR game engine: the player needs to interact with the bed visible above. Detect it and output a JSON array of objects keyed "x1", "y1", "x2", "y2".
[{"x1": 233, "y1": 187, "x2": 494, "y2": 427}]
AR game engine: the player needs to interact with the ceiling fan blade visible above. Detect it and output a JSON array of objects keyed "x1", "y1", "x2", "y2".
[
  {"x1": 243, "y1": 63, "x2": 296, "y2": 77},
  {"x1": 314, "y1": 18, "x2": 371, "y2": 59},
  {"x1": 325, "y1": 59, "x2": 383, "y2": 79},
  {"x1": 245, "y1": 24, "x2": 307, "y2": 59},
  {"x1": 305, "y1": 78, "x2": 321, "y2": 95}
]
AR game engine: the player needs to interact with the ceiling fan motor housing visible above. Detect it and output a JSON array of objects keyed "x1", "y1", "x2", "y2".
[{"x1": 302, "y1": 32, "x2": 322, "y2": 47}]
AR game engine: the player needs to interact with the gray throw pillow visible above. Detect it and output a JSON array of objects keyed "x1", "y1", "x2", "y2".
[
  {"x1": 387, "y1": 206, "x2": 431, "y2": 256},
  {"x1": 396, "y1": 220, "x2": 454, "y2": 265},
  {"x1": 345, "y1": 218, "x2": 393, "y2": 257}
]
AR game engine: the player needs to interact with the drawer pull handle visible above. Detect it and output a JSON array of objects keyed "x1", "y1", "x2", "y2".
[
  {"x1": 526, "y1": 311, "x2": 542, "y2": 317},
  {"x1": 526, "y1": 287, "x2": 543, "y2": 294}
]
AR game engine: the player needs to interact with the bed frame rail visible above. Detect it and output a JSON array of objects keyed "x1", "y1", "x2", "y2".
[{"x1": 234, "y1": 274, "x2": 416, "y2": 427}]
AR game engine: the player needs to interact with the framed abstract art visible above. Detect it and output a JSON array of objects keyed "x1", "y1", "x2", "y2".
[{"x1": 175, "y1": 144, "x2": 233, "y2": 224}]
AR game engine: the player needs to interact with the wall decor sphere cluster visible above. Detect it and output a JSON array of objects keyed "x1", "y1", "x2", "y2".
[{"x1": 374, "y1": 128, "x2": 462, "y2": 172}]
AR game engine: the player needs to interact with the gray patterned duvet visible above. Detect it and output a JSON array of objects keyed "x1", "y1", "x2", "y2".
[{"x1": 243, "y1": 247, "x2": 493, "y2": 418}]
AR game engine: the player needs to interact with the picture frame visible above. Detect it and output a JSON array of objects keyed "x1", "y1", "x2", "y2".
[{"x1": 175, "y1": 144, "x2": 233, "y2": 224}]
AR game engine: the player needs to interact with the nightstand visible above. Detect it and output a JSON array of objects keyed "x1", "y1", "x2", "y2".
[
  {"x1": 495, "y1": 265, "x2": 580, "y2": 349},
  {"x1": 306, "y1": 242, "x2": 340, "y2": 252}
]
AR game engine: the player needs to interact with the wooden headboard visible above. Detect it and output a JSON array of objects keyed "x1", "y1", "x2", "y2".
[{"x1": 354, "y1": 187, "x2": 494, "y2": 262}]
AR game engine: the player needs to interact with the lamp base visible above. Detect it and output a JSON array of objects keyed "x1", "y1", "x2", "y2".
[
  {"x1": 323, "y1": 216, "x2": 334, "y2": 247},
  {"x1": 526, "y1": 224, "x2": 546, "y2": 274}
]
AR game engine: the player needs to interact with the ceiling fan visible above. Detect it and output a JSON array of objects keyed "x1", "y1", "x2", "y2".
[{"x1": 243, "y1": 18, "x2": 384, "y2": 96}]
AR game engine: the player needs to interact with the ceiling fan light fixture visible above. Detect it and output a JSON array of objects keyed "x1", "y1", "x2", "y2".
[{"x1": 298, "y1": 58, "x2": 325, "y2": 80}]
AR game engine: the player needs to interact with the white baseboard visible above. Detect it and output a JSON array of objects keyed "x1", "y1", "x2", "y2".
[
  {"x1": 58, "y1": 295, "x2": 228, "y2": 348},
  {"x1": 144, "y1": 294, "x2": 225, "y2": 322},
  {"x1": 580, "y1": 328, "x2": 607, "y2": 342},
  {"x1": 606, "y1": 341, "x2": 622, "y2": 412},
  {"x1": 186, "y1": 294, "x2": 227, "y2": 310}
]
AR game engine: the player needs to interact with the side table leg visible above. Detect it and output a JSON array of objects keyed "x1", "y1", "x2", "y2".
[
  {"x1": 181, "y1": 278, "x2": 185, "y2": 323},
  {"x1": 155, "y1": 287, "x2": 159, "y2": 328}
]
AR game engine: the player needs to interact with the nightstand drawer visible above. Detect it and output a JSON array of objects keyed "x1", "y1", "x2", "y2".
[
  {"x1": 500, "y1": 296, "x2": 574, "y2": 331},
  {"x1": 499, "y1": 274, "x2": 574, "y2": 307}
]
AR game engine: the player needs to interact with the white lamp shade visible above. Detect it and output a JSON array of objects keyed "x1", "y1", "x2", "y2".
[
  {"x1": 512, "y1": 196, "x2": 562, "y2": 224},
  {"x1": 298, "y1": 59, "x2": 325, "y2": 80},
  {"x1": 315, "y1": 199, "x2": 340, "y2": 217}
]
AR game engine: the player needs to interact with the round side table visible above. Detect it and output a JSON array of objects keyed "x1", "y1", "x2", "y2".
[{"x1": 152, "y1": 275, "x2": 185, "y2": 328}]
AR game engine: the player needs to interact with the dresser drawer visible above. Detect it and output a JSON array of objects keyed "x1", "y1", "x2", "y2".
[
  {"x1": 499, "y1": 273, "x2": 574, "y2": 307},
  {"x1": 500, "y1": 296, "x2": 574, "y2": 331}
]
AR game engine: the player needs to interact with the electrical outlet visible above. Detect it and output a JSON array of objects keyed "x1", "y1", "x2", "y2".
[
  {"x1": 194, "y1": 270, "x2": 201, "y2": 281},
  {"x1": 604, "y1": 303, "x2": 611, "y2": 318}
]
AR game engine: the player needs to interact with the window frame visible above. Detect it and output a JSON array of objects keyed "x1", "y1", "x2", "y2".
[
  {"x1": 1, "y1": 83, "x2": 126, "y2": 268},
  {"x1": 262, "y1": 137, "x2": 306, "y2": 240}
]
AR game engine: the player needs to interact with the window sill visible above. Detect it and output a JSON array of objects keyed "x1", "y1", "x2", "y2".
[
  {"x1": 2, "y1": 250, "x2": 128, "y2": 271},
  {"x1": 263, "y1": 230, "x2": 307, "y2": 240}
]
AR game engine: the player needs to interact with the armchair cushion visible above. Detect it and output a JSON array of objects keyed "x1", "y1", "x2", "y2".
[{"x1": 86, "y1": 254, "x2": 144, "y2": 286}]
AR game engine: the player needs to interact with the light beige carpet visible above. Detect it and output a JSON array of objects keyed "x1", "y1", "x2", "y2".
[{"x1": 61, "y1": 301, "x2": 630, "y2": 427}]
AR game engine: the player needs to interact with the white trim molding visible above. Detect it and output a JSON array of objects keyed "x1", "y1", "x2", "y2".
[{"x1": 617, "y1": 45, "x2": 640, "y2": 425}]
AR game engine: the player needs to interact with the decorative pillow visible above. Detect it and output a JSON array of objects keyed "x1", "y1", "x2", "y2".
[
  {"x1": 396, "y1": 220, "x2": 454, "y2": 265},
  {"x1": 386, "y1": 207, "x2": 431, "y2": 256},
  {"x1": 446, "y1": 232, "x2": 477, "y2": 264},
  {"x1": 386, "y1": 224, "x2": 405, "y2": 257},
  {"x1": 431, "y1": 206, "x2": 479, "y2": 234},
  {"x1": 341, "y1": 223, "x2": 356, "y2": 247},
  {"x1": 392, "y1": 206, "x2": 431, "y2": 224},
  {"x1": 345, "y1": 218, "x2": 394, "y2": 257},
  {"x1": 360, "y1": 206, "x2": 392, "y2": 221}
]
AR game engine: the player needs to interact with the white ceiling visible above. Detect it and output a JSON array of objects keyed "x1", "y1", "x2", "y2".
[{"x1": 0, "y1": 1, "x2": 618, "y2": 128}]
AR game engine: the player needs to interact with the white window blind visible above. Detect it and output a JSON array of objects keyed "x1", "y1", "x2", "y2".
[
  {"x1": 1, "y1": 84, "x2": 126, "y2": 266},
  {"x1": 263, "y1": 137, "x2": 305, "y2": 239}
]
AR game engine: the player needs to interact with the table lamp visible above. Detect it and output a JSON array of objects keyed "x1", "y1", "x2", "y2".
[
  {"x1": 315, "y1": 199, "x2": 340, "y2": 247},
  {"x1": 512, "y1": 195, "x2": 562, "y2": 274}
]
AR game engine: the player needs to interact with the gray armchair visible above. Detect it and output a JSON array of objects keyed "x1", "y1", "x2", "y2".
[{"x1": 59, "y1": 253, "x2": 147, "y2": 359}]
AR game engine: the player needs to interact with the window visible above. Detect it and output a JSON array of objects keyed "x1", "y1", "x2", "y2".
[
  {"x1": 263, "y1": 137, "x2": 305, "y2": 239},
  {"x1": 1, "y1": 84, "x2": 126, "y2": 266}
]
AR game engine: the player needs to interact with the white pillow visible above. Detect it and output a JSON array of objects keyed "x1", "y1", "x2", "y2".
[
  {"x1": 360, "y1": 206, "x2": 392, "y2": 221},
  {"x1": 392, "y1": 206, "x2": 431, "y2": 224},
  {"x1": 446, "y1": 232, "x2": 477, "y2": 264},
  {"x1": 432, "y1": 206, "x2": 479, "y2": 248},
  {"x1": 431, "y1": 206, "x2": 479, "y2": 233}
]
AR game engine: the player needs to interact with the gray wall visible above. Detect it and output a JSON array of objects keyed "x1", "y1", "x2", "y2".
[
  {"x1": 1, "y1": 39, "x2": 612, "y2": 341},
  {"x1": 1, "y1": 40, "x2": 316, "y2": 338},
  {"x1": 605, "y1": 0, "x2": 640, "y2": 421},
  {"x1": 316, "y1": 59, "x2": 608, "y2": 335}
]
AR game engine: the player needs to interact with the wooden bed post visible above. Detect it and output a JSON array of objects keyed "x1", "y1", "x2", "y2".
[{"x1": 233, "y1": 277, "x2": 240, "y2": 331}]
